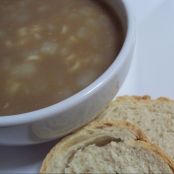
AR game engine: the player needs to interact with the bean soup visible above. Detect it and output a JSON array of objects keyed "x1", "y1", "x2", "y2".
[{"x1": 0, "y1": 0, "x2": 124, "y2": 115}]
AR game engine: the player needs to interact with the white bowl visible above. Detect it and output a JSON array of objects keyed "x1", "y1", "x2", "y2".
[{"x1": 0, "y1": 0, "x2": 135, "y2": 145}]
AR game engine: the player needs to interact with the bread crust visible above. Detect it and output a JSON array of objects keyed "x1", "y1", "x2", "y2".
[
  {"x1": 40, "y1": 120, "x2": 148, "y2": 173},
  {"x1": 137, "y1": 141, "x2": 174, "y2": 173},
  {"x1": 98, "y1": 95, "x2": 174, "y2": 159},
  {"x1": 117, "y1": 95, "x2": 174, "y2": 102},
  {"x1": 40, "y1": 119, "x2": 174, "y2": 173}
]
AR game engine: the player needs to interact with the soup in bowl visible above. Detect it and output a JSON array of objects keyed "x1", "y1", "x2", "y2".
[
  {"x1": 0, "y1": 0, "x2": 124, "y2": 115},
  {"x1": 0, "y1": 0, "x2": 135, "y2": 145}
]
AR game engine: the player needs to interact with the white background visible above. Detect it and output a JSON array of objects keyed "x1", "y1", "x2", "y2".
[
  {"x1": 1, "y1": 0, "x2": 174, "y2": 173},
  {"x1": 119, "y1": 0, "x2": 174, "y2": 98}
]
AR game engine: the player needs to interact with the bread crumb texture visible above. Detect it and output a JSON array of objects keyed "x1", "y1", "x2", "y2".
[
  {"x1": 65, "y1": 141, "x2": 172, "y2": 174},
  {"x1": 40, "y1": 120, "x2": 174, "y2": 174},
  {"x1": 101, "y1": 96, "x2": 174, "y2": 159}
]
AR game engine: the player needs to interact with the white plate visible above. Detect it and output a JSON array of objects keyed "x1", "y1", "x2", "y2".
[{"x1": 1, "y1": 1, "x2": 174, "y2": 173}]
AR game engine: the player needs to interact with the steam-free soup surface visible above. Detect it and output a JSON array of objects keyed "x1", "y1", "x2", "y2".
[{"x1": 0, "y1": 0, "x2": 123, "y2": 115}]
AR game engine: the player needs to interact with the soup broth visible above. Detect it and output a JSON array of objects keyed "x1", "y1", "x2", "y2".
[{"x1": 0, "y1": 0, "x2": 124, "y2": 115}]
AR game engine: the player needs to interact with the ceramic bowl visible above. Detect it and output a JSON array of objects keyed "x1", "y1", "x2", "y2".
[{"x1": 0, "y1": 0, "x2": 135, "y2": 145}]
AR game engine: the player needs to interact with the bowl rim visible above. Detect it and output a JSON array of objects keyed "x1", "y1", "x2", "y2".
[{"x1": 0, "y1": 0, "x2": 135, "y2": 126}]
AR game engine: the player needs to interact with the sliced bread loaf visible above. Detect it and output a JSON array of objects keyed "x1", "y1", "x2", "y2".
[
  {"x1": 99, "y1": 96, "x2": 174, "y2": 159},
  {"x1": 40, "y1": 120, "x2": 174, "y2": 174}
]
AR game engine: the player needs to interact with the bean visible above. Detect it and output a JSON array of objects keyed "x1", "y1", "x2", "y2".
[
  {"x1": 77, "y1": 71, "x2": 96, "y2": 88},
  {"x1": 77, "y1": 27, "x2": 88, "y2": 39},
  {"x1": 69, "y1": 61, "x2": 80, "y2": 72},
  {"x1": 5, "y1": 40, "x2": 13, "y2": 47},
  {"x1": 12, "y1": 63, "x2": 36, "y2": 78},
  {"x1": 40, "y1": 42, "x2": 58, "y2": 55},
  {"x1": 18, "y1": 27, "x2": 28, "y2": 37},
  {"x1": 61, "y1": 25, "x2": 68, "y2": 34},
  {"x1": 8, "y1": 82, "x2": 21, "y2": 95},
  {"x1": 27, "y1": 54, "x2": 40, "y2": 61}
]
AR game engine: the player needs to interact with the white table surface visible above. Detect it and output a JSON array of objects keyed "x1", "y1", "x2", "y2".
[
  {"x1": 1, "y1": 0, "x2": 174, "y2": 173},
  {"x1": 118, "y1": 0, "x2": 174, "y2": 98}
]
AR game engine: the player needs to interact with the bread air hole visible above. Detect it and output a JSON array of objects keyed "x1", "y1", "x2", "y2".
[{"x1": 65, "y1": 136, "x2": 124, "y2": 169}]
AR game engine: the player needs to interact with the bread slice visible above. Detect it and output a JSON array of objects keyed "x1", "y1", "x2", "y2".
[
  {"x1": 40, "y1": 120, "x2": 174, "y2": 173},
  {"x1": 99, "y1": 96, "x2": 174, "y2": 159}
]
